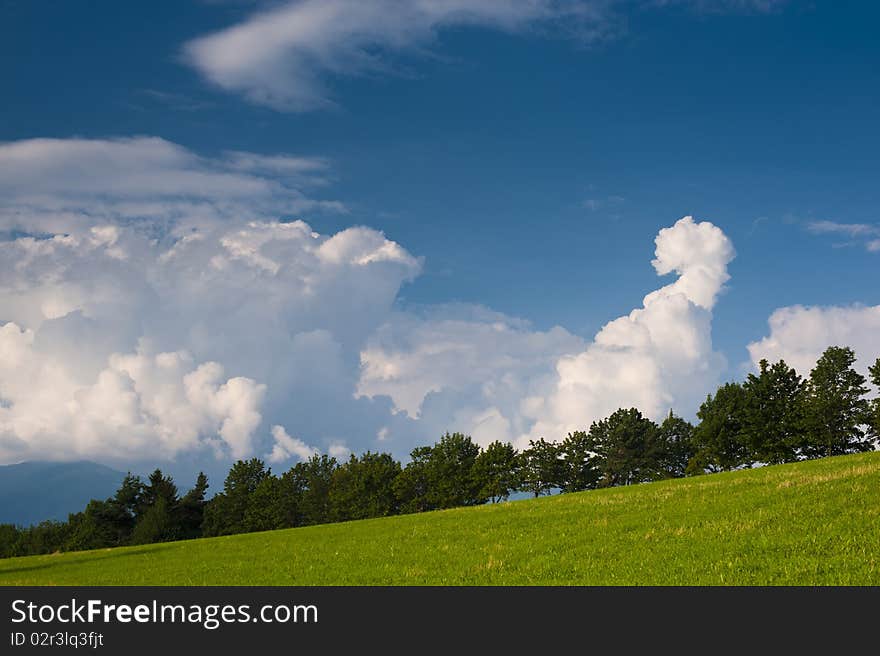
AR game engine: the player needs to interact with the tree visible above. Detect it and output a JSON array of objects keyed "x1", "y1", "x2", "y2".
[
  {"x1": 473, "y1": 441, "x2": 519, "y2": 502},
  {"x1": 518, "y1": 438, "x2": 563, "y2": 497},
  {"x1": 869, "y1": 357, "x2": 880, "y2": 442},
  {"x1": 130, "y1": 496, "x2": 174, "y2": 545},
  {"x1": 741, "y1": 359, "x2": 805, "y2": 464},
  {"x1": 423, "y1": 432, "x2": 485, "y2": 508},
  {"x1": 17, "y1": 520, "x2": 71, "y2": 556},
  {"x1": 65, "y1": 501, "x2": 120, "y2": 551},
  {"x1": 329, "y1": 452, "x2": 401, "y2": 521},
  {"x1": 111, "y1": 473, "x2": 143, "y2": 535},
  {"x1": 243, "y1": 475, "x2": 285, "y2": 532},
  {"x1": 395, "y1": 446, "x2": 435, "y2": 514},
  {"x1": 202, "y1": 458, "x2": 269, "y2": 536},
  {"x1": 177, "y1": 472, "x2": 209, "y2": 540},
  {"x1": 299, "y1": 454, "x2": 338, "y2": 526},
  {"x1": 558, "y1": 431, "x2": 598, "y2": 492},
  {"x1": 656, "y1": 412, "x2": 695, "y2": 479},
  {"x1": 0, "y1": 524, "x2": 20, "y2": 558},
  {"x1": 588, "y1": 408, "x2": 660, "y2": 487},
  {"x1": 66, "y1": 473, "x2": 144, "y2": 550},
  {"x1": 275, "y1": 467, "x2": 308, "y2": 528},
  {"x1": 131, "y1": 469, "x2": 180, "y2": 544},
  {"x1": 801, "y1": 346, "x2": 872, "y2": 458},
  {"x1": 688, "y1": 383, "x2": 749, "y2": 474}
]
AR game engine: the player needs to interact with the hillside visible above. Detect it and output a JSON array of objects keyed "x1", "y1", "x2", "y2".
[
  {"x1": 0, "y1": 461, "x2": 125, "y2": 526},
  {"x1": 1, "y1": 452, "x2": 878, "y2": 585}
]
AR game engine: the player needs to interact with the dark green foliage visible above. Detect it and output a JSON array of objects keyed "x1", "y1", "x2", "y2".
[
  {"x1": 203, "y1": 459, "x2": 270, "y2": 537},
  {"x1": 329, "y1": 452, "x2": 401, "y2": 521},
  {"x1": 394, "y1": 435, "x2": 485, "y2": 512},
  {"x1": 177, "y1": 473, "x2": 209, "y2": 540},
  {"x1": 558, "y1": 431, "x2": 598, "y2": 492},
  {"x1": 472, "y1": 441, "x2": 519, "y2": 502},
  {"x1": 13, "y1": 520, "x2": 71, "y2": 556},
  {"x1": 297, "y1": 454, "x2": 338, "y2": 526},
  {"x1": 866, "y1": 357, "x2": 880, "y2": 442},
  {"x1": 66, "y1": 500, "x2": 124, "y2": 551},
  {"x1": 138, "y1": 470, "x2": 178, "y2": 519},
  {"x1": 0, "y1": 524, "x2": 20, "y2": 558},
  {"x1": 424, "y1": 433, "x2": 485, "y2": 508},
  {"x1": 801, "y1": 346, "x2": 873, "y2": 457},
  {"x1": 66, "y1": 473, "x2": 144, "y2": 550},
  {"x1": 518, "y1": 438, "x2": 564, "y2": 497},
  {"x1": 394, "y1": 446, "x2": 435, "y2": 514},
  {"x1": 112, "y1": 473, "x2": 143, "y2": 528},
  {"x1": 688, "y1": 382, "x2": 749, "y2": 474},
  {"x1": 130, "y1": 497, "x2": 175, "y2": 545},
  {"x1": 588, "y1": 408, "x2": 661, "y2": 487},
  {"x1": 275, "y1": 468, "x2": 308, "y2": 528},
  {"x1": 131, "y1": 469, "x2": 179, "y2": 544},
  {"x1": 741, "y1": 359, "x2": 805, "y2": 465},
  {"x1": 243, "y1": 475, "x2": 286, "y2": 532},
  {"x1": 657, "y1": 412, "x2": 695, "y2": 479}
]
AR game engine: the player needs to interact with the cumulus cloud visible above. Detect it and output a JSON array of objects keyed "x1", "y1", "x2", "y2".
[
  {"x1": 358, "y1": 217, "x2": 734, "y2": 448},
  {"x1": 747, "y1": 304, "x2": 880, "y2": 379},
  {"x1": 266, "y1": 425, "x2": 319, "y2": 464},
  {"x1": 524, "y1": 216, "x2": 733, "y2": 444},
  {"x1": 1, "y1": 136, "x2": 743, "y2": 469},
  {"x1": 0, "y1": 137, "x2": 421, "y2": 465},
  {"x1": 0, "y1": 328, "x2": 265, "y2": 462},
  {"x1": 357, "y1": 304, "x2": 585, "y2": 446}
]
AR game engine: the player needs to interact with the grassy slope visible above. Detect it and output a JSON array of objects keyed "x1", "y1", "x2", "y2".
[{"x1": 1, "y1": 452, "x2": 879, "y2": 586}]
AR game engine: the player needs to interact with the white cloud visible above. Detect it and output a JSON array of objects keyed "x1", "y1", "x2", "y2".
[
  {"x1": 266, "y1": 425, "x2": 319, "y2": 463},
  {"x1": 357, "y1": 304, "x2": 584, "y2": 447},
  {"x1": 525, "y1": 216, "x2": 733, "y2": 445},
  {"x1": 0, "y1": 136, "x2": 747, "y2": 468},
  {"x1": 0, "y1": 137, "x2": 421, "y2": 465},
  {"x1": 358, "y1": 217, "x2": 734, "y2": 448},
  {"x1": 807, "y1": 220, "x2": 878, "y2": 237},
  {"x1": 183, "y1": 0, "x2": 789, "y2": 112},
  {"x1": 0, "y1": 329, "x2": 265, "y2": 461},
  {"x1": 328, "y1": 442, "x2": 353, "y2": 459},
  {"x1": 807, "y1": 220, "x2": 880, "y2": 253},
  {"x1": 747, "y1": 304, "x2": 880, "y2": 379},
  {"x1": 0, "y1": 136, "x2": 344, "y2": 236},
  {"x1": 183, "y1": 0, "x2": 617, "y2": 111}
]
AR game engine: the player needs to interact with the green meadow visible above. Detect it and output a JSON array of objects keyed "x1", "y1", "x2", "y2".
[{"x1": 1, "y1": 452, "x2": 878, "y2": 586}]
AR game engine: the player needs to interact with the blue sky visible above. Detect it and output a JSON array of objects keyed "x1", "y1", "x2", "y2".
[{"x1": 1, "y1": 0, "x2": 878, "y2": 480}]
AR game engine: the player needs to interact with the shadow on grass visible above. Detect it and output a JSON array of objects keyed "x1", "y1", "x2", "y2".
[{"x1": 0, "y1": 543, "x2": 174, "y2": 578}]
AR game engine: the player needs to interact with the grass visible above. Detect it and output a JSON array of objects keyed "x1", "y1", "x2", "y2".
[{"x1": 1, "y1": 452, "x2": 879, "y2": 585}]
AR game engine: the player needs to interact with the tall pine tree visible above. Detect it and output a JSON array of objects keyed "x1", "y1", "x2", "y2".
[{"x1": 801, "y1": 347, "x2": 872, "y2": 457}]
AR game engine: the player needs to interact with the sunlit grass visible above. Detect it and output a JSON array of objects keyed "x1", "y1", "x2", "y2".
[{"x1": 1, "y1": 452, "x2": 878, "y2": 585}]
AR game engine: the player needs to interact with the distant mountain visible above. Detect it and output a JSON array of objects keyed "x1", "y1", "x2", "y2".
[{"x1": 0, "y1": 461, "x2": 126, "y2": 527}]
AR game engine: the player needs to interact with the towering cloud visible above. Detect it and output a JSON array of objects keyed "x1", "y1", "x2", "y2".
[
  {"x1": 0, "y1": 136, "x2": 743, "y2": 468},
  {"x1": 526, "y1": 217, "x2": 733, "y2": 443},
  {"x1": 358, "y1": 217, "x2": 735, "y2": 447}
]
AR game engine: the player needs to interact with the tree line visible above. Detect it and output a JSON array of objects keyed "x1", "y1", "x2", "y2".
[{"x1": 1, "y1": 346, "x2": 878, "y2": 558}]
